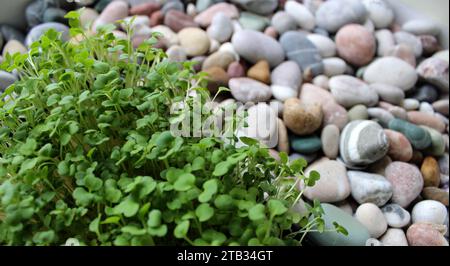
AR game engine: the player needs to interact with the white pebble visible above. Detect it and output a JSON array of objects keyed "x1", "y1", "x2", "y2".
[
  {"x1": 355, "y1": 203, "x2": 388, "y2": 238},
  {"x1": 412, "y1": 200, "x2": 448, "y2": 225},
  {"x1": 402, "y1": 98, "x2": 420, "y2": 110}
]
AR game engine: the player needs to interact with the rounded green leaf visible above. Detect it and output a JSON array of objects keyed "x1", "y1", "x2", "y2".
[
  {"x1": 195, "y1": 203, "x2": 214, "y2": 222},
  {"x1": 173, "y1": 173, "x2": 195, "y2": 191},
  {"x1": 174, "y1": 220, "x2": 190, "y2": 239},
  {"x1": 248, "y1": 204, "x2": 266, "y2": 221}
]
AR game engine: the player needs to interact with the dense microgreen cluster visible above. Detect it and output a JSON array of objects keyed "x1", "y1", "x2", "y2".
[{"x1": 0, "y1": 11, "x2": 345, "y2": 246}]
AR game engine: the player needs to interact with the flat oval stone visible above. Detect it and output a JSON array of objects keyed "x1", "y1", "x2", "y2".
[
  {"x1": 362, "y1": 0, "x2": 394, "y2": 29},
  {"x1": 0, "y1": 71, "x2": 17, "y2": 92},
  {"x1": 407, "y1": 111, "x2": 446, "y2": 133},
  {"x1": 283, "y1": 98, "x2": 323, "y2": 135},
  {"x1": 93, "y1": 1, "x2": 128, "y2": 31},
  {"x1": 202, "y1": 51, "x2": 235, "y2": 70},
  {"x1": 330, "y1": 75, "x2": 379, "y2": 108},
  {"x1": 309, "y1": 203, "x2": 370, "y2": 246},
  {"x1": 230, "y1": 0, "x2": 278, "y2": 15},
  {"x1": 416, "y1": 57, "x2": 449, "y2": 93},
  {"x1": 25, "y1": 22, "x2": 70, "y2": 47},
  {"x1": 380, "y1": 229, "x2": 408, "y2": 246},
  {"x1": 178, "y1": 27, "x2": 210, "y2": 57},
  {"x1": 370, "y1": 83, "x2": 405, "y2": 105},
  {"x1": 164, "y1": 10, "x2": 199, "y2": 32},
  {"x1": 195, "y1": 3, "x2": 239, "y2": 27},
  {"x1": 271, "y1": 11, "x2": 297, "y2": 35},
  {"x1": 207, "y1": 12, "x2": 233, "y2": 43},
  {"x1": 323, "y1": 58, "x2": 347, "y2": 77},
  {"x1": 229, "y1": 77, "x2": 272, "y2": 103},
  {"x1": 384, "y1": 129, "x2": 413, "y2": 162},
  {"x1": 306, "y1": 34, "x2": 336, "y2": 58},
  {"x1": 394, "y1": 31, "x2": 423, "y2": 58},
  {"x1": 285, "y1": 1, "x2": 315, "y2": 30},
  {"x1": 402, "y1": 19, "x2": 441, "y2": 36},
  {"x1": 421, "y1": 126, "x2": 446, "y2": 157},
  {"x1": 421, "y1": 156, "x2": 441, "y2": 187},
  {"x1": 381, "y1": 203, "x2": 411, "y2": 228},
  {"x1": 348, "y1": 171, "x2": 393, "y2": 206},
  {"x1": 336, "y1": 24, "x2": 376, "y2": 66},
  {"x1": 340, "y1": 120, "x2": 389, "y2": 167},
  {"x1": 412, "y1": 200, "x2": 447, "y2": 224},
  {"x1": 432, "y1": 100, "x2": 449, "y2": 116},
  {"x1": 238, "y1": 12, "x2": 270, "y2": 32},
  {"x1": 280, "y1": 31, "x2": 324, "y2": 77},
  {"x1": 368, "y1": 108, "x2": 394, "y2": 127},
  {"x1": 407, "y1": 223, "x2": 449, "y2": 246},
  {"x1": 315, "y1": 0, "x2": 367, "y2": 33},
  {"x1": 348, "y1": 105, "x2": 369, "y2": 121},
  {"x1": 388, "y1": 119, "x2": 432, "y2": 150},
  {"x1": 385, "y1": 161, "x2": 424, "y2": 208},
  {"x1": 363, "y1": 57, "x2": 418, "y2": 91},
  {"x1": 232, "y1": 30, "x2": 285, "y2": 67},
  {"x1": 321, "y1": 124, "x2": 340, "y2": 159},
  {"x1": 291, "y1": 135, "x2": 322, "y2": 154},
  {"x1": 302, "y1": 158, "x2": 351, "y2": 202},
  {"x1": 271, "y1": 61, "x2": 302, "y2": 90},
  {"x1": 2, "y1": 40, "x2": 27, "y2": 57},
  {"x1": 355, "y1": 203, "x2": 387, "y2": 238}
]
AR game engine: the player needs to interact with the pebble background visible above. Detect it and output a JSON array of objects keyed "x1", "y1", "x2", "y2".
[{"x1": 0, "y1": 0, "x2": 449, "y2": 246}]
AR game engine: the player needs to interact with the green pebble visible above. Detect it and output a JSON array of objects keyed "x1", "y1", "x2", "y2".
[
  {"x1": 43, "y1": 8, "x2": 67, "y2": 24},
  {"x1": 308, "y1": 203, "x2": 370, "y2": 246},
  {"x1": 239, "y1": 12, "x2": 270, "y2": 32},
  {"x1": 95, "y1": 0, "x2": 112, "y2": 13},
  {"x1": 388, "y1": 118, "x2": 431, "y2": 150},
  {"x1": 291, "y1": 135, "x2": 322, "y2": 154},
  {"x1": 421, "y1": 126, "x2": 445, "y2": 156},
  {"x1": 347, "y1": 105, "x2": 368, "y2": 121}
]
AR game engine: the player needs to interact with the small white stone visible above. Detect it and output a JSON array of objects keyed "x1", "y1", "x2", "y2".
[
  {"x1": 323, "y1": 58, "x2": 347, "y2": 77},
  {"x1": 355, "y1": 203, "x2": 388, "y2": 238},
  {"x1": 306, "y1": 34, "x2": 336, "y2": 58},
  {"x1": 271, "y1": 85, "x2": 297, "y2": 102},
  {"x1": 412, "y1": 200, "x2": 448, "y2": 225},
  {"x1": 380, "y1": 228, "x2": 408, "y2": 246},
  {"x1": 402, "y1": 98, "x2": 420, "y2": 110},
  {"x1": 381, "y1": 203, "x2": 411, "y2": 228},
  {"x1": 419, "y1": 102, "x2": 435, "y2": 115},
  {"x1": 218, "y1": 42, "x2": 240, "y2": 61}
]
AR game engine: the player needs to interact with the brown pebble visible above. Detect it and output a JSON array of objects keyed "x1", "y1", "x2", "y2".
[
  {"x1": 150, "y1": 10, "x2": 164, "y2": 26},
  {"x1": 164, "y1": 10, "x2": 198, "y2": 32},
  {"x1": 203, "y1": 66, "x2": 230, "y2": 94},
  {"x1": 283, "y1": 98, "x2": 323, "y2": 136},
  {"x1": 422, "y1": 187, "x2": 449, "y2": 206},
  {"x1": 227, "y1": 61, "x2": 246, "y2": 78},
  {"x1": 247, "y1": 60, "x2": 271, "y2": 84},
  {"x1": 406, "y1": 223, "x2": 449, "y2": 246},
  {"x1": 130, "y1": 2, "x2": 160, "y2": 17},
  {"x1": 409, "y1": 150, "x2": 424, "y2": 165},
  {"x1": 421, "y1": 156, "x2": 441, "y2": 187}
]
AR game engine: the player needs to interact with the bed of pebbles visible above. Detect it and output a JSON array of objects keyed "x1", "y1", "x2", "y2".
[{"x1": 1, "y1": 0, "x2": 449, "y2": 246}]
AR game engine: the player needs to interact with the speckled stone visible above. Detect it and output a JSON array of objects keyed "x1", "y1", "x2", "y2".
[
  {"x1": 340, "y1": 120, "x2": 389, "y2": 167},
  {"x1": 348, "y1": 171, "x2": 393, "y2": 207},
  {"x1": 384, "y1": 129, "x2": 413, "y2": 162},
  {"x1": 283, "y1": 98, "x2": 323, "y2": 135},
  {"x1": 385, "y1": 161, "x2": 424, "y2": 208},
  {"x1": 407, "y1": 223, "x2": 449, "y2": 246},
  {"x1": 336, "y1": 24, "x2": 376, "y2": 66},
  {"x1": 416, "y1": 57, "x2": 449, "y2": 93}
]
